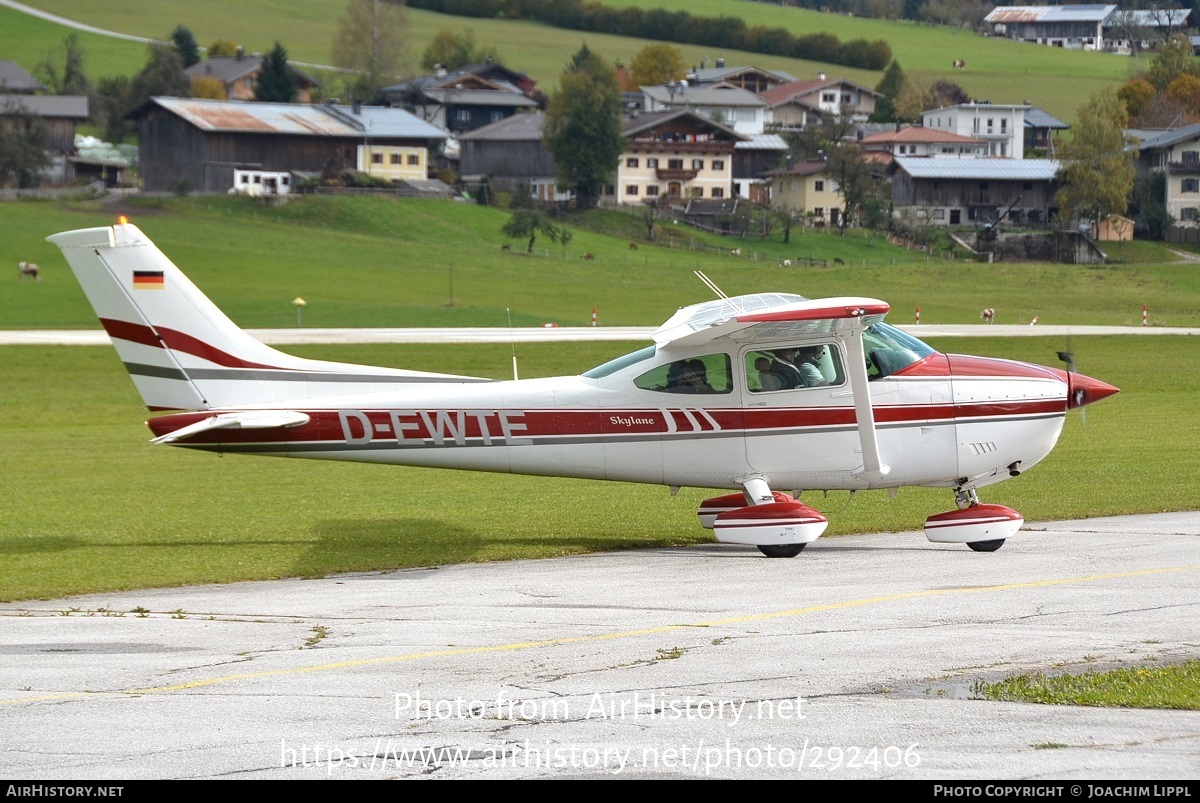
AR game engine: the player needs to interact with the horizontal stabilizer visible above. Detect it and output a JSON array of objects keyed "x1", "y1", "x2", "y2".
[{"x1": 151, "y1": 411, "x2": 310, "y2": 444}]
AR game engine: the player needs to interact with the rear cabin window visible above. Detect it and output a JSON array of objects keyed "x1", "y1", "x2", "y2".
[{"x1": 634, "y1": 354, "x2": 733, "y2": 394}]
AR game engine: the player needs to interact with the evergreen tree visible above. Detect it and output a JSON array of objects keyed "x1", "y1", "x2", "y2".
[
  {"x1": 170, "y1": 26, "x2": 201, "y2": 68},
  {"x1": 254, "y1": 43, "x2": 298, "y2": 103},
  {"x1": 870, "y1": 61, "x2": 905, "y2": 123},
  {"x1": 543, "y1": 45, "x2": 623, "y2": 211}
]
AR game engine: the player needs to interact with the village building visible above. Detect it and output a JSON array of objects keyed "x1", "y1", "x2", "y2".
[
  {"x1": 891, "y1": 157, "x2": 1060, "y2": 228},
  {"x1": 183, "y1": 53, "x2": 321, "y2": 102},
  {"x1": 922, "y1": 103, "x2": 1028, "y2": 159},
  {"x1": 640, "y1": 83, "x2": 768, "y2": 135},
  {"x1": 760, "y1": 74, "x2": 881, "y2": 132},
  {"x1": 381, "y1": 62, "x2": 543, "y2": 134},
  {"x1": 1130, "y1": 123, "x2": 1200, "y2": 228},
  {"x1": 613, "y1": 109, "x2": 747, "y2": 204},
  {"x1": 763, "y1": 160, "x2": 844, "y2": 227},
  {"x1": 128, "y1": 97, "x2": 444, "y2": 194},
  {"x1": 859, "y1": 126, "x2": 987, "y2": 163},
  {"x1": 457, "y1": 112, "x2": 565, "y2": 202}
]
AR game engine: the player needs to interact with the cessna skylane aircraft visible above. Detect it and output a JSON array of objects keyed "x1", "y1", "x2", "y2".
[{"x1": 49, "y1": 221, "x2": 1118, "y2": 557}]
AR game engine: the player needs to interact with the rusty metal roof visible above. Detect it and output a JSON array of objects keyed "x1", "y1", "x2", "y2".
[
  {"x1": 147, "y1": 97, "x2": 444, "y2": 139},
  {"x1": 986, "y1": 5, "x2": 1115, "y2": 24}
]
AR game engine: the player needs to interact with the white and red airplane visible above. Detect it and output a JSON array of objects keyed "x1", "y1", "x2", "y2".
[{"x1": 49, "y1": 221, "x2": 1118, "y2": 557}]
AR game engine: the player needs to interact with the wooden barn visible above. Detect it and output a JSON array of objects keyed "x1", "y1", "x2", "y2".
[
  {"x1": 891, "y1": 157, "x2": 1060, "y2": 228},
  {"x1": 129, "y1": 97, "x2": 445, "y2": 194}
]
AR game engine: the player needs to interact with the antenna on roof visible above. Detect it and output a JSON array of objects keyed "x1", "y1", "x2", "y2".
[{"x1": 694, "y1": 270, "x2": 728, "y2": 299}]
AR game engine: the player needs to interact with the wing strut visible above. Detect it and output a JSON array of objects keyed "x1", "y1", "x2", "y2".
[{"x1": 842, "y1": 320, "x2": 891, "y2": 483}]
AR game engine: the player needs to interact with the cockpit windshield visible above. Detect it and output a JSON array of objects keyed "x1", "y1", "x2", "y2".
[{"x1": 863, "y1": 323, "x2": 936, "y2": 379}]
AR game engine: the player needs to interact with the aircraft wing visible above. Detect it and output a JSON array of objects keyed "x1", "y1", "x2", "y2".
[
  {"x1": 653, "y1": 294, "x2": 890, "y2": 349},
  {"x1": 150, "y1": 410, "x2": 310, "y2": 444}
]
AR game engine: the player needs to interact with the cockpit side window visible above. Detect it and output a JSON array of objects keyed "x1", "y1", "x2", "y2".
[
  {"x1": 862, "y1": 323, "x2": 935, "y2": 380},
  {"x1": 634, "y1": 353, "x2": 733, "y2": 394},
  {"x1": 746, "y1": 344, "x2": 843, "y2": 392}
]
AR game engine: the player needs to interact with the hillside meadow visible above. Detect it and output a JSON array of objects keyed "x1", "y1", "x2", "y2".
[{"x1": 6, "y1": 0, "x2": 1139, "y2": 121}]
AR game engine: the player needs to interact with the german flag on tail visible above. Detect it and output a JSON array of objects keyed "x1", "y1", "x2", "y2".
[{"x1": 133, "y1": 270, "x2": 164, "y2": 290}]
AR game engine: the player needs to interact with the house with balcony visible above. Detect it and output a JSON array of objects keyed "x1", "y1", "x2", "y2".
[
  {"x1": 922, "y1": 103, "x2": 1027, "y2": 159},
  {"x1": 613, "y1": 110, "x2": 747, "y2": 204},
  {"x1": 760, "y1": 74, "x2": 881, "y2": 132},
  {"x1": 859, "y1": 126, "x2": 987, "y2": 165},
  {"x1": 1130, "y1": 123, "x2": 1200, "y2": 226},
  {"x1": 891, "y1": 157, "x2": 1060, "y2": 228}
]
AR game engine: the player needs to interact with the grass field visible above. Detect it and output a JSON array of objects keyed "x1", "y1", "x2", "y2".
[
  {"x1": 1, "y1": 331, "x2": 1196, "y2": 602},
  {"x1": 5, "y1": 0, "x2": 1139, "y2": 122},
  {"x1": 6, "y1": 195, "x2": 1200, "y2": 331}
]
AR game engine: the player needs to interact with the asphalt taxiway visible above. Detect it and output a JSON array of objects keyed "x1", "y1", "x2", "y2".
[{"x1": 1, "y1": 512, "x2": 1197, "y2": 779}]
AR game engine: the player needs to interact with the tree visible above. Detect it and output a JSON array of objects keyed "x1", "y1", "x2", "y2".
[
  {"x1": 543, "y1": 45, "x2": 624, "y2": 211},
  {"x1": 420, "y1": 29, "x2": 499, "y2": 72},
  {"x1": 869, "y1": 60, "x2": 905, "y2": 123},
  {"x1": 1132, "y1": 171, "x2": 1172, "y2": 240},
  {"x1": 36, "y1": 34, "x2": 90, "y2": 96},
  {"x1": 1145, "y1": 34, "x2": 1200, "y2": 92},
  {"x1": 1165, "y1": 73, "x2": 1200, "y2": 120},
  {"x1": 208, "y1": 39, "x2": 239, "y2": 59},
  {"x1": 1056, "y1": 88, "x2": 1138, "y2": 230},
  {"x1": 0, "y1": 100, "x2": 51, "y2": 188},
  {"x1": 1118, "y1": 76, "x2": 1156, "y2": 120},
  {"x1": 788, "y1": 108, "x2": 883, "y2": 236},
  {"x1": 502, "y1": 207, "x2": 564, "y2": 253},
  {"x1": 92, "y1": 75, "x2": 136, "y2": 142},
  {"x1": 894, "y1": 73, "x2": 968, "y2": 122},
  {"x1": 131, "y1": 44, "x2": 190, "y2": 106},
  {"x1": 170, "y1": 26, "x2": 201, "y2": 68},
  {"x1": 627, "y1": 43, "x2": 686, "y2": 89},
  {"x1": 332, "y1": 0, "x2": 408, "y2": 102},
  {"x1": 254, "y1": 42, "x2": 298, "y2": 102},
  {"x1": 190, "y1": 76, "x2": 227, "y2": 100}
]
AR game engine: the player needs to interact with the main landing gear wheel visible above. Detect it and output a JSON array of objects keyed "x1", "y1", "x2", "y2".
[
  {"x1": 757, "y1": 543, "x2": 807, "y2": 558},
  {"x1": 967, "y1": 539, "x2": 1005, "y2": 553}
]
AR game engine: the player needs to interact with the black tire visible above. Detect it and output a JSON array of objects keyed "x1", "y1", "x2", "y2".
[
  {"x1": 757, "y1": 543, "x2": 806, "y2": 558},
  {"x1": 967, "y1": 539, "x2": 1005, "y2": 553}
]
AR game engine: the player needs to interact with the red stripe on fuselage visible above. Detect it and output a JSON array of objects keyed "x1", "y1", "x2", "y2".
[{"x1": 147, "y1": 398, "x2": 1065, "y2": 446}]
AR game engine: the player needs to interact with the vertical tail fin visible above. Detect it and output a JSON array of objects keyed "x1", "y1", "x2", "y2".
[{"x1": 48, "y1": 222, "x2": 484, "y2": 411}]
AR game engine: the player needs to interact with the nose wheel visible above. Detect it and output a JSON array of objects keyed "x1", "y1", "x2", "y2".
[{"x1": 924, "y1": 488, "x2": 1023, "y2": 552}]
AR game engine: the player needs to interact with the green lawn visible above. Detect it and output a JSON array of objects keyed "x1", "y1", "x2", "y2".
[{"x1": 5, "y1": 196, "x2": 1200, "y2": 331}]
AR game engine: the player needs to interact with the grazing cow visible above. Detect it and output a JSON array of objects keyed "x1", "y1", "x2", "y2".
[
  {"x1": 980, "y1": 308, "x2": 995, "y2": 323},
  {"x1": 628, "y1": 242, "x2": 638, "y2": 250},
  {"x1": 501, "y1": 244, "x2": 511, "y2": 252},
  {"x1": 833, "y1": 257, "x2": 845, "y2": 265},
  {"x1": 18, "y1": 261, "x2": 39, "y2": 282},
  {"x1": 780, "y1": 259, "x2": 792, "y2": 267},
  {"x1": 730, "y1": 248, "x2": 741, "y2": 257},
  {"x1": 953, "y1": 59, "x2": 965, "y2": 70},
  {"x1": 581, "y1": 253, "x2": 594, "y2": 261}
]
